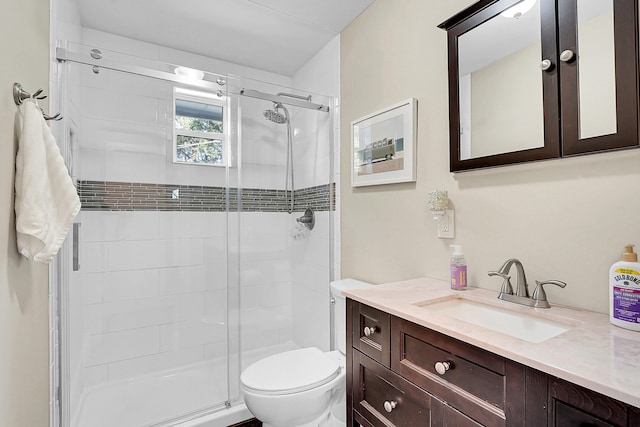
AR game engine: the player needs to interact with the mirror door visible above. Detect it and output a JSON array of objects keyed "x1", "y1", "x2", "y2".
[
  {"x1": 558, "y1": 0, "x2": 639, "y2": 155},
  {"x1": 445, "y1": 0, "x2": 560, "y2": 171}
]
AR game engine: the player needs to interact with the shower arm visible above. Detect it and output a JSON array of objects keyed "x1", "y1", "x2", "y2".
[{"x1": 240, "y1": 89, "x2": 329, "y2": 112}]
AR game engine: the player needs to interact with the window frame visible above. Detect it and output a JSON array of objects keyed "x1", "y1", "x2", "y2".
[{"x1": 172, "y1": 87, "x2": 228, "y2": 167}]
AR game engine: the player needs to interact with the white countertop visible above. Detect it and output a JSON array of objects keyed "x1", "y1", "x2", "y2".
[{"x1": 343, "y1": 277, "x2": 640, "y2": 408}]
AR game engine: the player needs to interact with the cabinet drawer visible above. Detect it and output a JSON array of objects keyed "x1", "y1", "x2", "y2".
[
  {"x1": 353, "y1": 350, "x2": 431, "y2": 427},
  {"x1": 392, "y1": 316, "x2": 510, "y2": 426},
  {"x1": 352, "y1": 301, "x2": 390, "y2": 367}
]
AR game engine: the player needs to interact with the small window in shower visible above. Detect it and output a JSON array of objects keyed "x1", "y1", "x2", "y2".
[{"x1": 173, "y1": 88, "x2": 227, "y2": 166}]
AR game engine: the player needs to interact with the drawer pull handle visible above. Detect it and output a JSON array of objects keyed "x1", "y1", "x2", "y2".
[
  {"x1": 383, "y1": 400, "x2": 397, "y2": 413},
  {"x1": 363, "y1": 326, "x2": 378, "y2": 336},
  {"x1": 435, "y1": 361, "x2": 451, "y2": 375}
]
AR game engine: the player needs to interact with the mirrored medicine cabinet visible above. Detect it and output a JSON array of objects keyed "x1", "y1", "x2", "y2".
[{"x1": 439, "y1": 0, "x2": 640, "y2": 172}]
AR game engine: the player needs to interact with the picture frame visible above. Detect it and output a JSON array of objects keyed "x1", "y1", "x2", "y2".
[{"x1": 350, "y1": 98, "x2": 417, "y2": 187}]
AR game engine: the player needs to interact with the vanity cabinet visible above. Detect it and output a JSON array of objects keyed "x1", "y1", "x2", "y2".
[
  {"x1": 346, "y1": 299, "x2": 639, "y2": 427},
  {"x1": 347, "y1": 299, "x2": 526, "y2": 426},
  {"x1": 439, "y1": 0, "x2": 640, "y2": 172}
]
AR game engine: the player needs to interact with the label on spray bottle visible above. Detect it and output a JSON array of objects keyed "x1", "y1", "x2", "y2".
[
  {"x1": 451, "y1": 265, "x2": 467, "y2": 290},
  {"x1": 612, "y1": 268, "x2": 640, "y2": 324}
]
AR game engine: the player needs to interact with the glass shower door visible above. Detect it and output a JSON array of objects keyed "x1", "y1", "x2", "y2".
[{"x1": 57, "y1": 45, "x2": 238, "y2": 427}]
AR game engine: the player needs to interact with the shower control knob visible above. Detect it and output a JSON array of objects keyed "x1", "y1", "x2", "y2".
[
  {"x1": 384, "y1": 400, "x2": 397, "y2": 413},
  {"x1": 363, "y1": 326, "x2": 378, "y2": 337},
  {"x1": 435, "y1": 361, "x2": 451, "y2": 375}
]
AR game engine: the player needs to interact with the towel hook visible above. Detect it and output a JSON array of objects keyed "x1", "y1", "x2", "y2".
[{"x1": 13, "y1": 83, "x2": 63, "y2": 121}]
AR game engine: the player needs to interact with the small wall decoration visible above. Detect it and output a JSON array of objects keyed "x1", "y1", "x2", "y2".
[{"x1": 351, "y1": 98, "x2": 417, "y2": 187}]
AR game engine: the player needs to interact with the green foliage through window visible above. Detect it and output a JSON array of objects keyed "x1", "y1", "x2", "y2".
[
  {"x1": 174, "y1": 94, "x2": 226, "y2": 166},
  {"x1": 176, "y1": 136, "x2": 223, "y2": 164}
]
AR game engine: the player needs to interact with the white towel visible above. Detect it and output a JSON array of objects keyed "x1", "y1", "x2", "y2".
[{"x1": 14, "y1": 99, "x2": 80, "y2": 263}]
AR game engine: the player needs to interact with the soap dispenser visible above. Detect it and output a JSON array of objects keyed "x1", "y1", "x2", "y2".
[{"x1": 450, "y1": 245, "x2": 467, "y2": 290}]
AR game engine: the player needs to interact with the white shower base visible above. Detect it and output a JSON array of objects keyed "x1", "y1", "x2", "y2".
[{"x1": 74, "y1": 343, "x2": 297, "y2": 427}]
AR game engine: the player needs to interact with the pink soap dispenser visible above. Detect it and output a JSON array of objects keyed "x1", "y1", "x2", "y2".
[{"x1": 450, "y1": 245, "x2": 467, "y2": 291}]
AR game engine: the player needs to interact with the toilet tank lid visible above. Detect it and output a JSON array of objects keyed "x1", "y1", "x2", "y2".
[
  {"x1": 330, "y1": 279, "x2": 374, "y2": 297},
  {"x1": 241, "y1": 348, "x2": 340, "y2": 395}
]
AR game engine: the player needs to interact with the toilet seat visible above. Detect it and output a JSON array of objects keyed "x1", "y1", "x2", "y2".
[{"x1": 241, "y1": 348, "x2": 340, "y2": 396}]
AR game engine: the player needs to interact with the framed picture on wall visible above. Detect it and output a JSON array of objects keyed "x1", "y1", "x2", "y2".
[{"x1": 351, "y1": 98, "x2": 417, "y2": 187}]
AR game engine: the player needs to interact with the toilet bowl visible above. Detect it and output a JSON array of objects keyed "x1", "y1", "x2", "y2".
[
  {"x1": 240, "y1": 279, "x2": 373, "y2": 427},
  {"x1": 241, "y1": 348, "x2": 344, "y2": 427}
]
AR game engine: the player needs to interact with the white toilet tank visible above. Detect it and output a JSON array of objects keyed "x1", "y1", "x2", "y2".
[{"x1": 330, "y1": 279, "x2": 374, "y2": 354}]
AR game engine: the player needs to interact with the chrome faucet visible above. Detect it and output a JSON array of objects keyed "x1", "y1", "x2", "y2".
[
  {"x1": 488, "y1": 258, "x2": 567, "y2": 308},
  {"x1": 488, "y1": 258, "x2": 530, "y2": 298}
]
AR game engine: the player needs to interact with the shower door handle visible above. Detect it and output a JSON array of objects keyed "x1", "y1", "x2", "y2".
[{"x1": 73, "y1": 222, "x2": 80, "y2": 271}]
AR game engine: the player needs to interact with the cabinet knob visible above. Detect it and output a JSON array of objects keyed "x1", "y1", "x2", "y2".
[
  {"x1": 560, "y1": 49, "x2": 575, "y2": 62},
  {"x1": 383, "y1": 400, "x2": 397, "y2": 413},
  {"x1": 540, "y1": 59, "x2": 553, "y2": 71},
  {"x1": 435, "y1": 361, "x2": 451, "y2": 375},
  {"x1": 363, "y1": 326, "x2": 378, "y2": 337}
]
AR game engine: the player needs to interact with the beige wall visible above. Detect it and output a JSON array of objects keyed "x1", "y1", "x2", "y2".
[
  {"x1": 0, "y1": 1, "x2": 51, "y2": 426},
  {"x1": 470, "y1": 42, "x2": 544, "y2": 157},
  {"x1": 340, "y1": 0, "x2": 640, "y2": 314}
]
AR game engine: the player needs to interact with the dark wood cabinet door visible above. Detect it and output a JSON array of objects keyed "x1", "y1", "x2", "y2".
[
  {"x1": 548, "y1": 377, "x2": 627, "y2": 427},
  {"x1": 353, "y1": 350, "x2": 432, "y2": 427},
  {"x1": 557, "y1": 0, "x2": 639, "y2": 156},
  {"x1": 439, "y1": 0, "x2": 561, "y2": 172}
]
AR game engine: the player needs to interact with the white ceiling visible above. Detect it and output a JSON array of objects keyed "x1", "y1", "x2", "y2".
[{"x1": 77, "y1": 0, "x2": 375, "y2": 76}]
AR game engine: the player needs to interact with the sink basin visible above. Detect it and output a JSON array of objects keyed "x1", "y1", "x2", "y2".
[{"x1": 416, "y1": 297, "x2": 573, "y2": 343}]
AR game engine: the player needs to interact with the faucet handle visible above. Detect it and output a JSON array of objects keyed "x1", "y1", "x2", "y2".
[
  {"x1": 532, "y1": 280, "x2": 567, "y2": 308},
  {"x1": 488, "y1": 271, "x2": 513, "y2": 295}
]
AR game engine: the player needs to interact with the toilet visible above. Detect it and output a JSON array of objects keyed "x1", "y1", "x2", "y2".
[{"x1": 240, "y1": 279, "x2": 373, "y2": 427}]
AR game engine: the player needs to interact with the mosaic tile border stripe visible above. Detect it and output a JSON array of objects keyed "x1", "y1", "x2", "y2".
[{"x1": 77, "y1": 180, "x2": 334, "y2": 212}]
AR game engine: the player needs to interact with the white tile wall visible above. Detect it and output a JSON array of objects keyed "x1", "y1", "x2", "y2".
[
  {"x1": 107, "y1": 347, "x2": 204, "y2": 381},
  {"x1": 290, "y1": 211, "x2": 331, "y2": 351},
  {"x1": 238, "y1": 212, "x2": 293, "y2": 353},
  {"x1": 106, "y1": 239, "x2": 205, "y2": 271},
  {"x1": 86, "y1": 326, "x2": 160, "y2": 366},
  {"x1": 289, "y1": 36, "x2": 340, "y2": 351},
  {"x1": 159, "y1": 320, "x2": 226, "y2": 352},
  {"x1": 78, "y1": 212, "x2": 230, "y2": 386},
  {"x1": 101, "y1": 270, "x2": 160, "y2": 302}
]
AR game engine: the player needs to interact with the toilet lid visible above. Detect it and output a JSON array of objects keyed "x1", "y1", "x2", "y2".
[{"x1": 241, "y1": 348, "x2": 340, "y2": 395}]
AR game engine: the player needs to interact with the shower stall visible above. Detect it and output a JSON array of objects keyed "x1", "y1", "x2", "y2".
[{"x1": 54, "y1": 43, "x2": 335, "y2": 427}]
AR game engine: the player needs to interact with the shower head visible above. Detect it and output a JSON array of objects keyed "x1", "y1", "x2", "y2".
[{"x1": 264, "y1": 103, "x2": 288, "y2": 124}]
